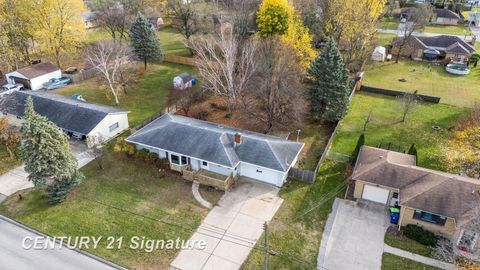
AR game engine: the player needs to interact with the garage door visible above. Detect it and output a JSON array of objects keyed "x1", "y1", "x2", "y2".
[
  {"x1": 10, "y1": 77, "x2": 31, "y2": 89},
  {"x1": 362, "y1": 185, "x2": 389, "y2": 204},
  {"x1": 240, "y1": 163, "x2": 281, "y2": 186}
]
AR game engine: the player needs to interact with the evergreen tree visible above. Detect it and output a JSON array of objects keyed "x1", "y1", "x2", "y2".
[
  {"x1": 408, "y1": 143, "x2": 418, "y2": 163},
  {"x1": 306, "y1": 38, "x2": 350, "y2": 122},
  {"x1": 21, "y1": 97, "x2": 82, "y2": 204},
  {"x1": 351, "y1": 133, "x2": 365, "y2": 165},
  {"x1": 130, "y1": 13, "x2": 163, "y2": 70}
]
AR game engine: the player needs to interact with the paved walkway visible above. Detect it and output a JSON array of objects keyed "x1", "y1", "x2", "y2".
[
  {"x1": 377, "y1": 28, "x2": 471, "y2": 39},
  {"x1": 0, "y1": 215, "x2": 124, "y2": 270},
  {"x1": 192, "y1": 182, "x2": 212, "y2": 209},
  {"x1": 318, "y1": 199, "x2": 389, "y2": 270},
  {"x1": 384, "y1": 244, "x2": 456, "y2": 270},
  {"x1": 170, "y1": 178, "x2": 283, "y2": 270}
]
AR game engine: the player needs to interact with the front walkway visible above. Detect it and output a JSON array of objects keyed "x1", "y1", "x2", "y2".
[
  {"x1": 384, "y1": 244, "x2": 456, "y2": 270},
  {"x1": 170, "y1": 178, "x2": 283, "y2": 270},
  {"x1": 318, "y1": 199, "x2": 389, "y2": 270}
]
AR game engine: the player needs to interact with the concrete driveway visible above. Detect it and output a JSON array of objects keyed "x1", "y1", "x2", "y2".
[
  {"x1": 318, "y1": 199, "x2": 389, "y2": 270},
  {"x1": 0, "y1": 215, "x2": 123, "y2": 270},
  {"x1": 170, "y1": 178, "x2": 283, "y2": 270},
  {"x1": 0, "y1": 140, "x2": 96, "y2": 202}
]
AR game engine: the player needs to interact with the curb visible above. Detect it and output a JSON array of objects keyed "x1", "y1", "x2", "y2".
[{"x1": 0, "y1": 215, "x2": 128, "y2": 270}]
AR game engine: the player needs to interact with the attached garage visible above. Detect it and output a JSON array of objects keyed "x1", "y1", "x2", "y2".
[
  {"x1": 362, "y1": 185, "x2": 390, "y2": 205},
  {"x1": 239, "y1": 163, "x2": 286, "y2": 187}
]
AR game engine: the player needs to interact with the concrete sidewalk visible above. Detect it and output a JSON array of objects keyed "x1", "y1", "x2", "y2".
[
  {"x1": 384, "y1": 244, "x2": 455, "y2": 270},
  {"x1": 170, "y1": 178, "x2": 283, "y2": 270}
]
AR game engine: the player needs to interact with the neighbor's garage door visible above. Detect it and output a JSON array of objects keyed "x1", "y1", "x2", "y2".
[
  {"x1": 10, "y1": 77, "x2": 31, "y2": 89},
  {"x1": 362, "y1": 185, "x2": 390, "y2": 204}
]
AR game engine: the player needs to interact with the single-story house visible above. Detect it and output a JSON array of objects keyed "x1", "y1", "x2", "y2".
[
  {"x1": 5, "y1": 62, "x2": 61, "y2": 91},
  {"x1": 372, "y1": 46, "x2": 386, "y2": 62},
  {"x1": 0, "y1": 91, "x2": 129, "y2": 147},
  {"x1": 173, "y1": 72, "x2": 195, "y2": 90},
  {"x1": 391, "y1": 35, "x2": 476, "y2": 63},
  {"x1": 352, "y1": 146, "x2": 480, "y2": 255},
  {"x1": 148, "y1": 16, "x2": 164, "y2": 29},
  {"x1": 82, "y1": 12, "x2": 98, "y2": 29},
  {"x1": 126, "y1": 114, "x2": 304, "y2": 187},
  {"x1": 432, "y1": 8, "x2": 462, "y2": 25}
]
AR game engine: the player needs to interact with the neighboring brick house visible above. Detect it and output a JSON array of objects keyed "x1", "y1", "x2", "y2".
[
  {"x1": 432, "y1": 8, "x2": 461, "y2": 25},
  {"x1": 352, "y1": 146, "x2": 480, "y2": 255},
  {"x1": 391, "y1": 35, "x2": 476, "y2": 63}
]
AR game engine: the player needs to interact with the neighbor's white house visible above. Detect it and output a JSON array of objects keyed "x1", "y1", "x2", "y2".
[
  {"x1": 1, "y1": 91, "x2": 129, "y2": 147},
  {"x1": 126, "y1": 114, "x2": 304, "y2": 187},
  {"x1": 5, "y1": 62, "x2": 61, "y2": 91}
]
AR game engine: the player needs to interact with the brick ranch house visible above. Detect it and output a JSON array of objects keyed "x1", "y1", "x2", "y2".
[
  {"x1": 352, "y1": 146, "x2": 480, "y2": 256},
  {"x1": 391, "y1": 35, "x2": 476, "y2": 63},
  {"x1": 126, "y1": 114, "x2": 304, "y2": 189}
]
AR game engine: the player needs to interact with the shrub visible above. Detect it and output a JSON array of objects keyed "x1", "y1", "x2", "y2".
[{"x1": 403, "y1": 224, "x2": 438, "y2": 247}]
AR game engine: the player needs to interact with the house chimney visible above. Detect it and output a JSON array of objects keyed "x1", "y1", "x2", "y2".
[{"x1": 234, "y1": 133, "x2": 242, "y2": 146}]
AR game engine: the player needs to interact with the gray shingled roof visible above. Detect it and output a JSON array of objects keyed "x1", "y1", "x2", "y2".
[
  {"x1": 392, "y1": 35, "x2": 476, "y2": 54},
  {"x1": 352, "y1": 146, "x2": 480, "y2": 224},
  {"x1": 126, "y1": 114, "x2": 304, "y2": 172},
  {"x1": 1, "y1": 91, "x2": 128, "y2": 135},
  {"x1": 434, "y1": 8, "x2": 461, "y2": 20}
]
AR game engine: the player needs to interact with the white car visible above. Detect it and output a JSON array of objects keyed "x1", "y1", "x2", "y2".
[{"x1": 1, "y1": 83, "x2": 24, "y2": 91}]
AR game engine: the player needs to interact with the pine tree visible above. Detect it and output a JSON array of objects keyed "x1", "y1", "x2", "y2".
[
  {"x1": 306, "y1": 38, "x2": 350, "y2": 122},
  {"x1": 351, "y1": 133, "x2": 365, "y2": 165},
  {"x1": 21, "y1": 97, "x2": 82, "y2": 203},
  {"x1": 130, "y1": 13, "x2": 163, "y2": 70}
]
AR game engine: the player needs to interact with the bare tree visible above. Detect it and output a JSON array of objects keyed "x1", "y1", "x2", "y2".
[
  {"x1": 168, "y1": 0, "x2": 202, "y2": 41},
  {"x1": 219, "y1": 0, "x2": 258, "y2": 40},
  {"x1": 0, "y1": 117, "x2": 19, "y2": 158},
  {"x1": 167, "y1": 88, "x2": 203, "y2": 117},
  {"x1": 363, "y1": 109, "x2": 373, "y2": 131},
  {"x1": 394, "y1": 6, "x2": 433, "y2": 63},
  {"x1": 188, "y1": 27, "x2": 257, "y2": 110},
  {"x1": 86, "y1": 41, "x2": 133, "y2": 105},
  {"x1": 398, "y1": 90, "x2": 420, "y2": 122},
  {"x1": 246, "y1": 39, "x2": 306, "y2": 133}
]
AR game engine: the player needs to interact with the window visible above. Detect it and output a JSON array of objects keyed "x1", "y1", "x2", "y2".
[
  {"x1": 109, "y1": 122, "x2": 119, "y2": 132},
  {"x1": 171, "y1": 154, "x2": 180, "y2": 165},
  {"x1": 413, "y1": 210, "x2": 447, "y2": 226},
  {"x1": 202, "y1": 161, "x2": 208, "y2": 166},
  {"x1": 181, "y1": 156, "x2": 187, "y2": 165}
]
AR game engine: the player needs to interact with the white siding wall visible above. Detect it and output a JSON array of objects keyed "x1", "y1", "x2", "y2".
[
  {"x1": 29, "y1": 70, "x2": 62, "y2": 90},
  {"x1": 88, "y1": 113, "x2": 129, "y2": 143},
  {"x1": 207, "y1": 163, "x2": 234, "y2": 176},
  {"x1": 239, "y1": 163, "x2": 286, "y2": 187}
]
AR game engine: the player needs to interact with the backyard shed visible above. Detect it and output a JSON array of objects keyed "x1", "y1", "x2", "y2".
[
  {"x1": 372, "y1": 46, "x2": 386, "y2": 62},
  {"x1": 173, "y1": 72, "x2": 195, "y2": 90},
  {"x1": 5, "y1": 62, "x2": 61, "y2": 90}
]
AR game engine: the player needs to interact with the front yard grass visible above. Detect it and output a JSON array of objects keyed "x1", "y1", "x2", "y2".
[
  {"x1": 424, "y1": 24, "x2": 471, "y2": 36},
  {"x1": 363, "y1": 59, "x2": 480, "y2": 108},
  {"x1": 53, "y1": 62, "x2": 195, "y2": 127},
  {"x1": 330, "y1": 93, "x2": 467, "y2": 170},
  {"x1": 385, "y1": 233, "x2": 434, "y2": 258},
  {"x1": 0, "y1": 152, "x2": 222, "y2": 269},
  {"x1": 382, "y1": 253, "x2": 440, "y2": 270},
  {"x1": 242, "y1": 160, "x2": 347, "y2": 269},
  {"x1": 379, "y1": 17, "x2": 399, "y2": 30}
]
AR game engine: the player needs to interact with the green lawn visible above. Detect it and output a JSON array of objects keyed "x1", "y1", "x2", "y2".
[
  {"x1": 382, "y1": 253, "x2": 440, "y2": 270},
  {"x1": 424, "y1": 24, "x2": 471, "y2": 36},
  {"x1": 375, "y1": 33, "x2": 396, "y2": 47},
  {"x1": 330, "y1": 93, "x2": 467, "y2": 170},
  {"x1": 53, "y1": 63, "x2": 195, "y2": 127},
  {"x1": 242, "y1": 160, "x2": 347, "y2": 270},
  {"x1": 0, "y1": 152, "x2": 222, "y2": 269},
  {"x1": 363, "y1": 59, "x2": 480, "y2": 108},
  {"x1": 385, "y1": 233, "x2": 433, "y2": 258},
  {"x1": 379, "y1": 17, "x2": 399, "y2": 30},
  {"x1": 86, "y1": 26, "x2": 191, "y2": 56},
  {"x1": 296, "y1": 124, "x2": 331, "y2": 170}
]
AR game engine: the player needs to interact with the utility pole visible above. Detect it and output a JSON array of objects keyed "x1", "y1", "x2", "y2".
[{"x1": 263, "y1": 222, "x2": 268, "y2": 270}]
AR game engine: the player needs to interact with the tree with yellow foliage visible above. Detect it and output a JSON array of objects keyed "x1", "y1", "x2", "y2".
[
  {"x1": 322, "y1": 0, "x2": 386, "y2": 70},
  {"x1": 33, "y1": 0, "x2": 86, "y2": 68},
  {"x1": 256, "y1": 0, "x2": 316, "y2": 69}
]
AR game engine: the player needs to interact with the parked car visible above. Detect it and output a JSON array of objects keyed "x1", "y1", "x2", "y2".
[
  {"x1": 43, "y1": 76, "x2": 72, "y2": 90},
  {"x1": 1, "y1": 83, "x2": 24, "y2": 91}
]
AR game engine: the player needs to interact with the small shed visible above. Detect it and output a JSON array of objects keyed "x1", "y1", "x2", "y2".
[
  {"x1": 372, "y1": 46, "x2": 386, "y2": 62},
  {"x1": 148, "y1": 17, "x2": 164, "y2": 29},
  {"x1": 173, "y1": 72, "x2": 195, "y2": 90},
  {"x1": 5, "y1": 62, "x2": 61, "y2": 91}
]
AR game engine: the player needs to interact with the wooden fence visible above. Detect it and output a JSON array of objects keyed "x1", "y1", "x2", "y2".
[
  {"x1": 163, "y1": 54, "x2": 196, "y2": 67},
  {"x1": 288, "y1": 167, "x2": 316, "y2": 183},
  {"x1": 64, "y1": 68, "x2": 97, "y2": 83},
  {"x1": 360, "y1": 85, "x2": 441, "y2": 103}
]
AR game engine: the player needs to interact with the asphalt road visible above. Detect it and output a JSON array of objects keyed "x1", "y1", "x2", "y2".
[{"x1": 0, "y1": 216, "x2": 123, "y2": 270}]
